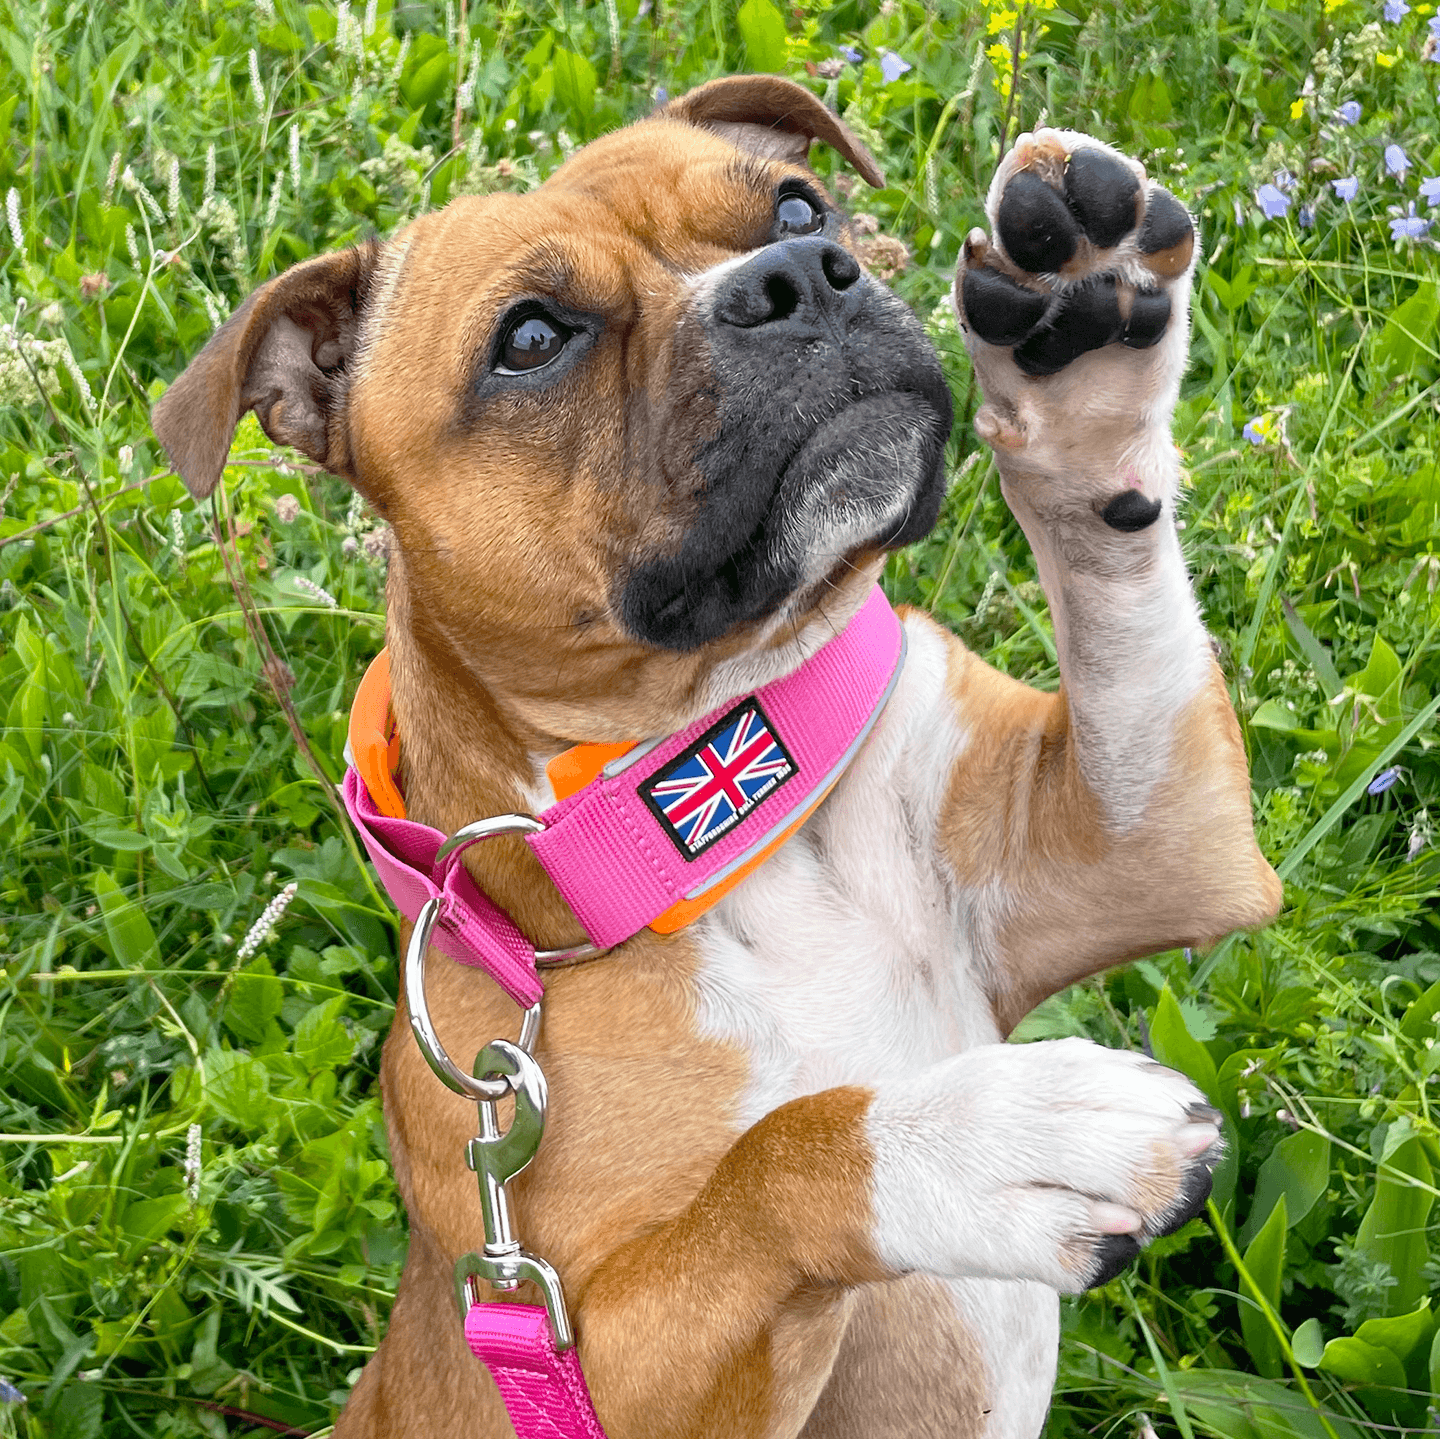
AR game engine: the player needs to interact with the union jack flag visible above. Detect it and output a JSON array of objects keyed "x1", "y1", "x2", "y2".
[{"x1": 643, "y1": 700, "x2": 796, "y2": 857}]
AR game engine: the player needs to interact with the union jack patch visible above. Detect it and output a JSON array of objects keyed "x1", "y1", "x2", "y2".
[{"x1": 642, "y1": 699, "x2": 797, "y2": 859}]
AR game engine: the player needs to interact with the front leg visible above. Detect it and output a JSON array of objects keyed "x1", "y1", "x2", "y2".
[{"x1": 946, "y1": 129, "x2": 1281, "y2": 1028}]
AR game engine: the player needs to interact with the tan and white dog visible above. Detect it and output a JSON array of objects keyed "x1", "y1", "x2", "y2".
[{"x1": 153, "y1": 76, "x2": 1281, "y2": 1439}]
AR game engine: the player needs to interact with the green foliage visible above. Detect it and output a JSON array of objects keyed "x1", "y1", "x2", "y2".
[{"x1": 2, "y1": 0, "x2": 1439, "y2": 1435}]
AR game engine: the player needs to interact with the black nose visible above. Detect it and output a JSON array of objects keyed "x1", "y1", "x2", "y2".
[{"x1": 712, "y1": 237, "x2": 863, "y2": 331}]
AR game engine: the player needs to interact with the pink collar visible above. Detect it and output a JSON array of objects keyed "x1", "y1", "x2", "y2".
[{"x1": 342, "y1": 585, "x2": 906, "y2": 1006}]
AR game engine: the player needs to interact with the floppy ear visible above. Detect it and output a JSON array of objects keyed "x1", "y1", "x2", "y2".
[
  {"x1": 151, "y1": 242, "x2": 380, "y2": 499},
  {"x1": 661, "y1": 74, "x2": 885, "y2": 189}
]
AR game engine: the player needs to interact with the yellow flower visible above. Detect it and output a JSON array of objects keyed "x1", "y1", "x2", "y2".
[
  {"x1": 988, "y1": 8, "x2": 1018, "y2": 34},
  {"x1": 1376, "y1": 50, "x2": 1397, "y2": 67},
  {"x1": 1323, "y1": 0, "x2": 1346, "y2": 11},
  {"x1": 1290, "y1": 98, "x2": 1305, "y2": 119}
]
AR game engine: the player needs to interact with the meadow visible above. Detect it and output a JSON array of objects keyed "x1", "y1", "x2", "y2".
[{"x1": 2, "y1": 0, "x2": 1440, "y2": 1434}]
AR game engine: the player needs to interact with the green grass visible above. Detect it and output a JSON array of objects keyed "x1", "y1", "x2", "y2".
[{"x1": 2, "y1": 0, "x2": 1440, "y2": 1434}]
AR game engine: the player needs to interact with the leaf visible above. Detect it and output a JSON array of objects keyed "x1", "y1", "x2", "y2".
[
  {"x1": 1372, "y1": 280, "x2": 1439, "y2": 382},
  {"x1": 1353, "y1": 1301, "x2": 1436, "y2": 1392},
  {"x1": 225, "y1": 957, "x2": 284, "y2": 1043},
  {"x1": 737, "y1": 0, "x2": 789, "y2": 73},
  {"x1": 92, "y1": 870, "x2": 159, "y2": 968},
  {"x1": 1281, "y1": 597, "x2": 1343, "y2": 699},
  {"x1": 1240, "y1": 1130, "x2": 1330, "y2": 1244},
  {"x1": 1292, "y1": 1317, "x2": 1325, "y2": 1368},
  {"x1": 1352, "y1": 635, "x2": 1402, "y2": 713},
  {"x1": 1239, "y1": 1194, "x2": 1287, "y2": 1378},
  {"x1": 1399, "y1": 977, "x2": 1440, "y2": 1042},
  {"x1": 551, "y1": 47, "x2": 596, "y2": 120},
  {"x1": 1250, "y1": 699, "x2": 1304, "y2": 732},
  {"x1": 1318, "y1": 1335, "x2": 1406, "y2": 1387},
  {"x1": 50, "y1": 1382, "x2": 104, "y2": 1439},
  {"x1": 205, "y1": 1050, "x2": 273, "y2": 1130},
  {"x1": 292, "y1": 995, "x2": 355, "y2": 1073},
  {"x1": 1356, "y1": 1136, "x2": 1434, "y2": 1315},
  {"x1": 1149, "y1": 985, "x2": 1219, "y2": 1099}
]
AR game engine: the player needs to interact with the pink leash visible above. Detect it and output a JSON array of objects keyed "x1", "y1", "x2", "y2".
[{"x1": 343, "y1": 587, "x2": 905, "y2": 1439}]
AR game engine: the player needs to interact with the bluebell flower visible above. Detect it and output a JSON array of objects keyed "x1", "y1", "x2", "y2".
[
  {"x1": 1242, "y1": 417, "x2": 1266, "y2": 445},
  {"x1": 1384, "y1": 0, "x2": 1409, "y2": 21},
  {"x1": 1386, "y1": 143, "x2": 1410, "y2": 178},
  {"x1": 879, "y1": 50, "x2": 911, "y2": 84},
  {"x1": 1367, "y1": 766, "x2": 1402, "y2": 795},
  {"x1": 1332, "y1": 175, "x2": 1359, "y2": 201},
  {"x1": 1389, "y1": 203, "x2": 1432, "y2": 239},
  {"x1": 1257, "y1": 183, "x2": 1290, "y2": 219},
  {"x1": 1298, "y1": 203, "x2": 1315, "y2": 228},
  {"x1": 840, "y1": 44, "x2": 862, "y2": 63},
  {"x1": 1337, "y1": 100, "x2": 1362, "y2": 124},
  {"x1": 1421, "y1": 175, "x2": 1440, "y2": 206}
]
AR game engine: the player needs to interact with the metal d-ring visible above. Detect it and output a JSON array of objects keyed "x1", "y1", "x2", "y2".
[{"x1": 405, "y1": 812, "x2": 600, "y2": 1100}]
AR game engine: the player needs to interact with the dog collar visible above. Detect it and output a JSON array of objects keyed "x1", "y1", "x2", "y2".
[{"x1": 342, "y1": 585, "x2": 906, "y2": 1007}]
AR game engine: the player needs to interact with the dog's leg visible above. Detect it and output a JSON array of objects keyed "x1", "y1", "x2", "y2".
[{"x1": 944, "y1": 129, "x2": 1281, "y2": 1027}]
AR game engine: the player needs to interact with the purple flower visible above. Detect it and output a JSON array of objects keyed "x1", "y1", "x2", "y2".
[
  {"x1": 1386, "y1": 143, "x2": 1410, "y2": 178},
  {"x1": 1257, "y1": 183, "x2": 1291, "y2": 219},
  {"x1": 879, "y1": 50, "x2": 911, "y2": 84},
  {"x1": 0, "y1": 1378, "x2": 22, "y2": 1404},
  {"x1": 1274, "y1": 168, "x2": 1297, "y2": 192},
  {"x1": 1421, "y1": 175, "x2": 1440, "y2": 207},
  {"x1": 1332, "y1": 175, "x2": 1359, "y2": 201},
  {"x1": 1384, "y1": 0, "x2": 1409, "y2": 20},
  {"x1": 1367, "y1": 766, "x2": 1402, "y2": 795},
  {"x1": 1390, "y1": 203, "x2": 1432, "y2": 239},
  {"x1": 653, "y1": 85, "x2": 668, "y2": 106},
  {"x1": 1337, "y1": 100, "x2": 1362, "y2": 125},
  {"x1": 1430, "y1": 15, "x2": 1440, "y2": 37},
  {"x1": 840, "y1": 44, "x2": 862, "y2": 63},
  {"x1": 1298, "y1": 203, "x2": 1315, "y2": 229},
  {"x1": 1242, "y1": 417, "x2": 1266, "y2": 445}
]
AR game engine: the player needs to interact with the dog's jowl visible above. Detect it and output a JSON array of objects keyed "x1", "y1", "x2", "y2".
[{"x1": 153, "y1": 78, "x2": 1281, "y2": 1439}]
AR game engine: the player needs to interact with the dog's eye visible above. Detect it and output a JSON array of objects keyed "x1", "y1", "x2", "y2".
[
  {"x1": 497, "y1": 312, "x2": 571, "y2": 373},
  {"x1": 776, "y1": 193, "x2": 824, "y2": 237}
]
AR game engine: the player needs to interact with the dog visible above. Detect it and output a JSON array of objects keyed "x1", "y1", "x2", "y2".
[{"x1": 153, "y1": 74, "x2": 1281, "y2": 1439}]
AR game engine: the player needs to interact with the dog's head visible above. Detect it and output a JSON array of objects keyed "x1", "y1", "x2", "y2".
[{"x1": 153, "y1": 76, "x2": 952, "y2": 731}]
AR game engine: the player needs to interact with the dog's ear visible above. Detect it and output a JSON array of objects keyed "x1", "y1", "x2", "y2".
[
  {"x1": 661, "y1": 75, "x2": 884, "y2": 189},
  {"x1": 151, "y1": 242, "x2": 379, "y2": 499}
]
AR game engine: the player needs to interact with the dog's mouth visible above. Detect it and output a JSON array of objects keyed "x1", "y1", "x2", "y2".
[{"x1": 618, "y1": 387, "x2": 950, "y2": 653}]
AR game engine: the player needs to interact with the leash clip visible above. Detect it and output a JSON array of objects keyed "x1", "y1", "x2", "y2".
[{"x1": 452, "y1": 1038, "x2": 574, "y2": 1350}]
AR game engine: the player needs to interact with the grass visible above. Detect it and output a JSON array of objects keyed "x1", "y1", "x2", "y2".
[{"x1": 2, "y1": 0, "x2": 1439, "y2": 1434}]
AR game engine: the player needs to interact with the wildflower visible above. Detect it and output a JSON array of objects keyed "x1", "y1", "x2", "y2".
[
  {"x1": 235, "y1": 881, "x2": 298, "y2": 959},
  {"x1": 264, "y1": 174, "x2": 284, "y2": 229},
  {"x1": 125, "y1": 223, "x2": 141, "y2": 271},
  {"x1": 362, "y1": 525, "x2": 393, "y2": 561},
  {"x1": 1432, "y1": 15, "x2": 1440, "y2": 38},
  {"x1": 1233, "y1": 195, "x2": 1246, "y2": 226},
  {"x1": 840, "y1": 44, "x2": 863, "y2": 62},
  {"x1": 815, "y1": 58, "x2": 844, "y2": 78},
  {"x1": 1299, "y1": 203, "x2": 1315, "y2": 228},
  {"x1": 294, "y1": 575, "x2": 338, "y2": 607},
  {"x1": 1274, "y1": 168, "x2": 1297, "y2": 191},
  {"x1": 1384, "y1": 0, "x2": 1409, "y2": 20},
  {"x1": 1367, "y1": 766, "x2": 1402, "y2": 795},
  {"x1": 248, "y1": 48, "x2": 266, "y2": 110},
  {"x1": 1257, "y1": 183, "x2": 1291, "y2": 219},
  {"x1": 1332, "y1": 175, "x2": 1359, "y2": 200},
  {"x1": 1409, "y1": 809, "x2": 1431, "y2": 859},
  {"x1": 1242, "y1": 417, "x2": 1268, "y2": 445},
  {"x1": 1290, "y1": 98, "x2": 1305, "y2": 120},
  {"x1": 5, "y1": 188, "x2": 21, "y2": 250},
  {"x1": 167, "y1": 156, "x2": 181, "y2": 220},
  {"x1": 0, "y1": 1378, "x2": 24, "y2": 1404},
  {"x1": 879, "y1": 50, "x2": 911, "y2": 83},
  {"x1": 184, "y1": 1122, "x2": 202, "y2": 1203},
  {"x1": 1337, "y1": 100, "x2": 1362, "y2": 124},
  {"x1": 289, "y1": 123, "x2": 302, "y2": 194},
  {"x1": 1421, "y1": 175, "x2": 1440, "y2": 206},
  {"x1": 274, "y1": 493, "x2": 300, "y2": 523},
  {"x1": 118, "y1": 444, "x2": 134, "y2": 474},
  {"x1": 1389, "y1": 202, "x2": 1432, "y2": 239},
  {"x1": 1386, "y1": 143, "x2": 1409, "y2": 178},
  {"x1": 171, "y1": 509, "x2": 185, "y2": 563},
  {"x1": 104, "y1": 151, "x2": 122, "y2": 204},
  {"x1": 80, "y1": 271, "x2": 109, "y2": 297}
]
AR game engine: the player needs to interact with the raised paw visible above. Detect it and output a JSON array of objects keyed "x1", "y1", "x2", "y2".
[
  {"x1": 950, "y1": 130, "x2": 1198, "y2": 527},
  {"x1": 866, "y1": 1038, "x2": 1223, "y2": 1293},
  {"x1": 956, "y1": 129, "x2": 1194, "y2": 378}
]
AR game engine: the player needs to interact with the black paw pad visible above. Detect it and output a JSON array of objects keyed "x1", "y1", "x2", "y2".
[
  {"x1": 1123, "y1": 288, "x2": 1171, "y2": 349},
  {"x1": 1156, "y1": 1159, "x2": 1216, "y2": 1236},
  {"x1": 1014, "y1": 275, "x2": 1123, "y2": 376},
  {"x1": 1137, "y1": 188, "x2": 1194, "y2": 277},
  {"x1": 1064, "y1": 148, "x2": 1141, "y2": 250},
  {"x1": 1087, "y1": 1232, "x2": 1142, "y2": 1288},
  {"x1": 1100, "y1": 490, "x2": 1163, "y2": 532},
  {"x1": 962, "y1": 268, "x2": 1052, "y2": 347},
  {"x1": 998, "y1": 171, "x2": 1080, "y2": 273}
]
